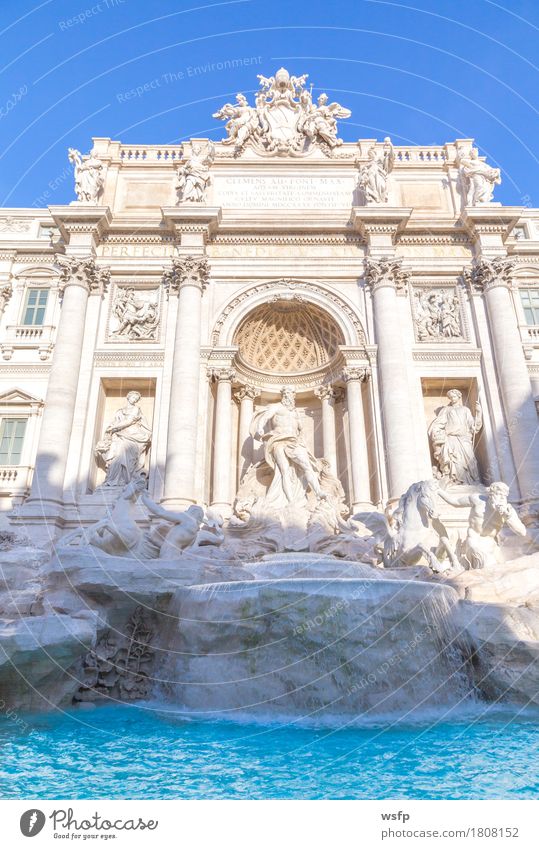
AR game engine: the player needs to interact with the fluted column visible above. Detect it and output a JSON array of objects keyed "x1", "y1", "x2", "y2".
[
  {"x1": 28, "y1": 258, "x2": 109, "y2": 506},
  {"x1": 162, "y1": 256, "x2": 209, "y2": 507},
  {"x1": 343, "y1": 368, "x2": 372, "y2": 509},
  {"x1": 465, "y1": 258, "x2": 539, "y2": 507},
  {"x1": 235, "y1": 384, "x2": 258, "y2": 485},
  {"x1": 365, "y1": 256, "x2": 418, "y2": 500},
  {"x1": 314, "y1": 385, "x2": 339, "y2": 477},
  {"x1": 210, "y1": 368, "x2": 236, "y2": 515}
]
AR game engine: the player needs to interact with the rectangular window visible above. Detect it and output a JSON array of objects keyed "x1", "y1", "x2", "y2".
[
  {"x1": 22, "y1": 288, "x2": 49, "y2": 326},
  {"x1": 0, "y1": 418, "x2": 27, "y2": 465},
  {"x1": 520, "y1": 288, "x2": 539, "y2": 325}
]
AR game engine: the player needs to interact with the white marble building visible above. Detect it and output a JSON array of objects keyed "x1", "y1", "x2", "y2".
[{"x1": 0, "y1": 68, "x2": 538, "y2": 544}]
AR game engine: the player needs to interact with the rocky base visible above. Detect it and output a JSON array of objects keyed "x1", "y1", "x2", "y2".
[{"x1": 1, "y1": 547, "x2": 539, "y2": 716}]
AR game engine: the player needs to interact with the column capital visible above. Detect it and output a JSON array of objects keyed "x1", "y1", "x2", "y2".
[
  {"x1": 342, "y1": 366, "x2": 371, "y2": 383},
  {"x1": 462, "y1": 257, "x2": 517, "y2": 293},
  {"x1": 364, "y1": 256, "x2": 410, "y2": 295},
  {"x1": 314, "y1": 384, "x2": 338, "y2": 402},
  {"x1": 209, "y1": 367, "x2": 236, "y2": 383},
  {"x1": 163, "y1": 255, "x2": 210, "y2": 294},
  {"x1": 57, "y1": 255, "x2": 110, "y2": 295},
  {"x1": 235, "y1": 383, "x2": 259, "y2": 402}
]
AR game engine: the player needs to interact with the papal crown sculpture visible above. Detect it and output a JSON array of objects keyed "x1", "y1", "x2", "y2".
[{"x1": 212, "y1": 67, "x2": 351, "y2": 156}]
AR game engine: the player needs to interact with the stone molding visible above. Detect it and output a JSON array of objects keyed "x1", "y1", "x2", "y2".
[{"x1": 211, "y1": 278, "x2": 367, "y2": 348}]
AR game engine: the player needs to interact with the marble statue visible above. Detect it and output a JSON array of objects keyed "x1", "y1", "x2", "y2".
[
  {"x1": 139, "y1": 492, "x2": 204, "y2": 559},
  {"x1": 438, "y1": 482, "x2": 526, "y2": 569},
  {"x1": 95, "y1": 391, "x2": 152, "y2": 487},
  {"x1": 68, "y1": 147, "x2": 105, "y2": 204},
  {"x1": 175, "y1": 141, "x2": 215, "y2": 203},
  {"x1": 111, "y1": 288, "x2": 159, "y2": 340},
  {"x1": 368, "y1": 479, "x2": 459, "y2": 573},
  {"x1": 212, "y1": 94, "x2": 260, "y2": 152},
  {"x1": 358, "y1": 137, "x2": 394, "y2": 203},
  {"x1": 428, "y1": 390, "x2": 482, "y2": 484},
  {"x1": 457, "y1": 146, "x2": 501, "y2": 205},
  {"x1": 250, "y1": 386, "x2": 327, "y2": 506},
  {"x1": 414, "y1": 289, "x2": 462, "y2": 341},
  {"x1": 87, "y1": 475, "x2": 147, "y2": 557},
  {"x1": 213, "y1": 67, "x2": 350, "y2": 156}
]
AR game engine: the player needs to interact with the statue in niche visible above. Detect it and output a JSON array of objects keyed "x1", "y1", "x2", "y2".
[
  {"x1": 438, "y1": 482, "x2": 526, "y2": 569},
  {"x1": 457, "y1": 146, "x2": 501, "y2": 205},
  {"x1": 96, "y1": 391, "x2": 152, "y2": 488},
  {"x1": 175, "y1": 141, "x2": 215, "y2": 203},
  {"x1": 249, "y1": 386, "x2": 328, "y2": 506},
  {"x1": 68, "y1": 147, "x2": 105, "y2": 204},
  {"x1": 414, "y1": 289, "x2": 462, "y2": 341},
  {"x1": 428, "y1": 389, "x2": 482, "y2": 485},
  {"x1": 111, "y1": 288, "x2": 159, "y2": 340},
  {"x1": 358, "y1": 137, "x2": 394, "y2": 203}
]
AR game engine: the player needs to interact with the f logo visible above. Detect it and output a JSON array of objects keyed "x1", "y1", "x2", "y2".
[{"x1": 20, "y1": 810, "x2": 46, "y2": 837}]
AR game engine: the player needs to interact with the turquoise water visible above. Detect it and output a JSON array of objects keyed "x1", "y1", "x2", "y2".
[{"x1": 1, "y1": 703, "x2": 539, "y2": 799}]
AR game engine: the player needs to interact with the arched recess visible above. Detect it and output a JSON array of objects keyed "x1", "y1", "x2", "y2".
[{"x1": 211, "y1": 278, "x2": 368, "y2": 350}]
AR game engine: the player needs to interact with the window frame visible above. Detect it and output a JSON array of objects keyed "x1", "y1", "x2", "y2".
[
  {"x1": 0, "y1": 416, "x2": 28, "y2": 466},
  {"x1": 21, "y1": 286, "x2": 50, "y2": 327}
]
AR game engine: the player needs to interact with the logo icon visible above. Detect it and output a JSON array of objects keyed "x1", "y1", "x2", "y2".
[{"x1": 20, "y1": 810, "x2": 46, "y2": 837}]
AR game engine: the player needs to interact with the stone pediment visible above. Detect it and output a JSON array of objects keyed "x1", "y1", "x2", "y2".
[{"x1": 0, "y1": 388, "x2": 44, "y2": 409}]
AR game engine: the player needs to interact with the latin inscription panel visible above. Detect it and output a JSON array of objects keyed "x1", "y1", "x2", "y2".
[{"x1": 213, "y1": 175, "x2": 356, "y2": 209}]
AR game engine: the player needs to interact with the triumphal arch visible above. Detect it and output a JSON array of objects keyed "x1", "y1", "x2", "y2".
[{"x1": 0, "y1": 67, "x2": 538, "y2": 550}]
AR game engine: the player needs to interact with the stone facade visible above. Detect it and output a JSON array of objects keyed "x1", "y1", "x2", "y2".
[{"x1": 0, "y1": 68, "x2": 538, "y2": 544}]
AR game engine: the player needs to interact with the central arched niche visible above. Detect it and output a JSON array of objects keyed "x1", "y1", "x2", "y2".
[{"x1": 234, "y1": 298, "x2": 345, "y2": 377}]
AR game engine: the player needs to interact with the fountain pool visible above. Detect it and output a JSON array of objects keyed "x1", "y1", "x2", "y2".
[{"x1": 1, "y1": 703, "x2": 538, "y2": 800}]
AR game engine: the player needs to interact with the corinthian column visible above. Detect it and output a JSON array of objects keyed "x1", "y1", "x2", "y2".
[
  {"x1": 235, "y1": 384, "x2": 258, "y2": 485},
  {"x1": 465, "y1": 258, "x2": 539, "y2": 507},
  {"x1": 162, "y1": 255, "x2": 209, "y2": 507},
  {"x1": 210, "y1": 368, "x2": 236, "y2": 515},
  {"x1": 28, "y1": 258, "x2": 109, "y2": 506},
  {"x1": 343, "y1": 368, "x2": 372, "y2": 509},
  {"x1": 314, "y1": 384, "x2": 339, "y2": 477},
  {"x1": 365, "y1": 257, "x2": 417, "y2": 500}
]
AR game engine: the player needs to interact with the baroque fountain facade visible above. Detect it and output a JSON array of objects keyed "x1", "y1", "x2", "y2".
[{"x1": 0, "y1": 68, "x2": 539, "y2": 719}]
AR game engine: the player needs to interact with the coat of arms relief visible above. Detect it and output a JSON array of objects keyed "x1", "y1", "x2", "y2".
[{"x1": 212, "y1": 67, "x2": 351, "y2": 156}]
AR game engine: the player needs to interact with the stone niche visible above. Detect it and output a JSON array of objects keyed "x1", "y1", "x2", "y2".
[
  {"x1": 89, "y1": 377, "x2": 156, "y2": 492},
  {"x1": 421, "y1": 377, "x2": 489, "y2": 484}
]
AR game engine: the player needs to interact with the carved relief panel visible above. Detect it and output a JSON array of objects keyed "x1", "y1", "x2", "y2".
[
  {"x1": 411, "y1": 284, "x2": 467, "y2": 343},
  {"x1": 107, "y1": 283, "x2": 162, "y2": 343}
]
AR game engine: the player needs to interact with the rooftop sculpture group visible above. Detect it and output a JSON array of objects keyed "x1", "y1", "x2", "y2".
[{"x1": 212, "y1": 67, "x2": 351, "y2": 156}]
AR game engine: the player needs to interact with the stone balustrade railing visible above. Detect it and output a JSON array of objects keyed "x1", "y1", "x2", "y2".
[{"x1": 1, "y1": 324, "x2": 56, "y2": 361}]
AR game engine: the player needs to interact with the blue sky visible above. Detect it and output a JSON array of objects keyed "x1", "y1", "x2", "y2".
[{"x1": 1, "y1": 0, "x2": 539, "y2": 208}]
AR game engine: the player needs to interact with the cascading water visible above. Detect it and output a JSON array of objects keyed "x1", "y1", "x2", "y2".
[{"x1": 158, "y1": 555, "x2": 476, "y2": 722}]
